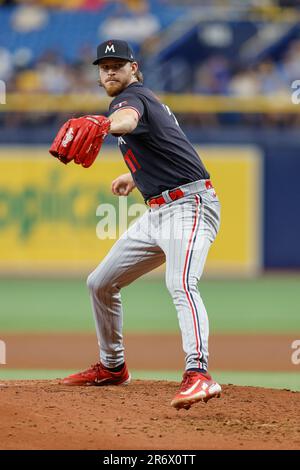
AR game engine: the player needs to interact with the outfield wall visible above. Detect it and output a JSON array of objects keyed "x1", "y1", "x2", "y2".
[
  {"x1": 1, "y1": 137, "x2": 299, "y2": 275},
  {"x1": 0, "y1": 145, "x2": 262, "y2": 276}
]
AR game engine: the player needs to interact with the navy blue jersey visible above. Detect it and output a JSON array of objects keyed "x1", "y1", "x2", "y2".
[{"x1": 108, "y1": 82, "x2": 210, "y2": 201}]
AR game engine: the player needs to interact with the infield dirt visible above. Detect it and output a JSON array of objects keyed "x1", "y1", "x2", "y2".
[
  {"x1": 1, "y1": 332, "x2": 297, "y2": 371},
  {"x1": 0, "y1": 380, "x2": 299, "y2": 450}
]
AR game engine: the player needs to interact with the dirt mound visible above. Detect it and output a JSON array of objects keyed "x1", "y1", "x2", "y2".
[{"x1": 0, "y1": 380, "x2": 299, "y2": 450}]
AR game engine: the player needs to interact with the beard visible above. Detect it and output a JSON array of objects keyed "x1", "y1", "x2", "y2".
[{"x1": 103, "y1": 80, "x2": 126, "y2": 97}]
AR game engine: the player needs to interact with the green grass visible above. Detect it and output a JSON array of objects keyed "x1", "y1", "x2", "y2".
[
  {"x1": 0, "y1": 369, "x2": 70, "y2": 380},
  {"x1": 1, "y1": 369, "x2": 299, "y2": 391},
  {"x1": 0, "y1": 276, "x2": 299, "y2": 333}
]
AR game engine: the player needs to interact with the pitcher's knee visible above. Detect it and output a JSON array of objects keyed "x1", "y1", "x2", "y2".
[
  {"x1": 87, "y1": 272, "x2": 97, "y2": 292},
  {"x1": 87, "y1": 269, "x2": 109, "y2": 295},
  {"x1": 166, "y1": 276, "x2": 198, "y2": 299},
  {"x1": 166, "y1": 278, "x2": 182, "y2": 298}
]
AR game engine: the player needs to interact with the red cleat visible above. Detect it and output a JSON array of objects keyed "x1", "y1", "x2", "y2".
[
  {"x1": 61, "y1": 362, "x2": 131, "y2": 386},
  {"x1": 171, "y1": 371, "x2": 221, "y2": 410}
]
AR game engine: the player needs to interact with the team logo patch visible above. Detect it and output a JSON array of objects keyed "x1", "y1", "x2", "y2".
[
  {"x1": 105, "y1": 44, "x2": 115, "y2": 54},
  {"x1": 62, "y1": 127, "x2": 74, "y2": 147},
  {"x1": 113, "y1": 101, "x2": 128, "y2": 110}
]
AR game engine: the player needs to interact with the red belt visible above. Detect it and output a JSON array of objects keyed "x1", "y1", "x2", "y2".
[
  {"x1": 148, "y1": 188, "x2": 184, "y2": 207},
  {"x1": 147, "y1": 180, "x2": 213, "y2": 208}
]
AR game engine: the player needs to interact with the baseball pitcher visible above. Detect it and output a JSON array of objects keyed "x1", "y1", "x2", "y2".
[{"x1": 50, "y1": 39, "x2": 222, "y2": 410}]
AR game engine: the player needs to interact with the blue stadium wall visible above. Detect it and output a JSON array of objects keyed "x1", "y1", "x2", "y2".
[{"x1": 263, "y1": 140, "x2": 300, "y2": 269}]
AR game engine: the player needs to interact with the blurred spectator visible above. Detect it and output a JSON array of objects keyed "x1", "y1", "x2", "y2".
[
  {"x1": 1, "y1": 1, "x2": 300, "y2": 130},
  {"x1": 256, "y1": 59, "x2": 287, "y2": 94},
  {"x1": 0, "y1": 48, "x2": 13, "y2": 81},
  {"x1": 0, "y1": 0, "x2": 149, "y2": 10},
  {"x1": 7, "y1": 40, "x2": 299, "y2": 97},
  {"x1": 11, "y1": 4, "x2": 48, "y2": 33},
  {"x1": 280, "y1": 39, "x2": 300, "y2": 83},
  {"x1": 101, "y1": 1, "x2": 159, "y2": 42},
  {"x1": 229, "y1": 69, "x2": 260, "y2": 96},
  {"x1": 193, "y1": 57, "x2": 231, "y2": 95},
  {"x1": 39, "y1": 0, "x2": 107, "y2": 10}
]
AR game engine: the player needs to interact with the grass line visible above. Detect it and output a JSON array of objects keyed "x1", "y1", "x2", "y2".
[
  {"x1": 0, "y1": 277, "x2": 300, "y2": 333},
  {"x1": 1, "y1": 369, "x2": 299, "y2": 391}
]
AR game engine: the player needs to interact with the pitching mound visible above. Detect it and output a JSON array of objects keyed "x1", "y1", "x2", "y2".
[{"x1": 0, "y1": 380, "x2": 299, "y2": 450}]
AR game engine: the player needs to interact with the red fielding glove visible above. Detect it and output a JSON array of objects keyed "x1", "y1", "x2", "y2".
[
  {"x1": 49, "y1": 118, "x2": 80, "y2": 164},
  {"x1": 49, "y1": 115, "x2": 111, "y2": 167}
]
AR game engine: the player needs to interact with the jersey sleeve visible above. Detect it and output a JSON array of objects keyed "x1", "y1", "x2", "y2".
[{"x1": 109, "y1": 94, "x2": 144, "y2": 119}]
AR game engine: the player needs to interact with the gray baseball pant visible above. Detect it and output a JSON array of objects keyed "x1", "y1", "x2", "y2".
[{"x1": 87, "y1": 180, "x2": 220, "y2": 371}]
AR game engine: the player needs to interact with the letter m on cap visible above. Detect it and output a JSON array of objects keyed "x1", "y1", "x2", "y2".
[{"x1": 105, "y1": 44, "x2": 115, "y2": 54}]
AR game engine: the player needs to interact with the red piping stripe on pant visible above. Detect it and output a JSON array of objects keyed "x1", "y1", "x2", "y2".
[{"x1": 182, "y1": 194, "x2": 202, "y2": 369}]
